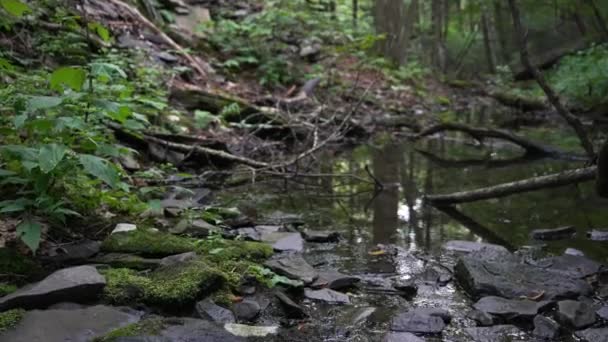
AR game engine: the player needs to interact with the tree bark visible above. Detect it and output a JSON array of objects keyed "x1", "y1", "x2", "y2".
[
  {"x1": 584, "y1": 0, "x2": 608, "y2": 40},
  {"x1": 493, "y1": 1, "x2": 510, "y2": 63},
  {"x1": 425, "y1": 166, "x2": 596, "y2": 205},
  {"x1": 508, "y1": 0, "x2": 595, "y2": 159},
  {"x1": 352, "y1": 0, "x2": 358, "y2": 27},
  {"x1": 481, "y1": 8, "x2": 496, "y2": 73}
]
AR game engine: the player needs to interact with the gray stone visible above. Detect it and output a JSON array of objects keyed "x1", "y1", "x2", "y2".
[
  {"x1": 195, "y1": 298, "x2": 235, "y2": 323},
  {"x1": 235, "y1": 228, "x2": 261, "y2": 241},
  {"x1": 304, "y1": 288, "x2": 350, "y2": 304},
  {"x1": 383, "y1": 332, "x2": 424, "y2": 342},
  {"x1": 540, "y1": 254, "x2": 602, "y2": 279},
  {"x1": 233, "y1": 300, "x2": 261, "y2": 322},
  {"x1": 587, "y1": 230, "x2": 608, "y2": 241},
  {"x1": 533, "y1": 315, "x2": 559, "y2": 340},
  {"x1": 454, "y1": 256, "x2": 592, "y2": 300},
  {"x1": 89, "y1": 253, "x2": 162, "y2": 270},
  {"x1": 162, "y1": 318, "x2": 245, "y2": 341},
  {"x1": 169, "y1": 219, "x2": 218, "y2": 237},
  {"x1": 564, "y1": 248, "x2": 585, "y2": 256},
  {"x1": 223, "y1": 323, "x2": 277, "y2": 338},
  {"x1": 159, "y1": 252, "x2": 197, "y2": 267},
  {"x1": 443, "y1": 240, "x2": 509, "y2": 254},
  {"x1": 390, "y1": 310, "x2": 445, "y2": 334},
  {"x1": 531, "y1": 226, "x2": 576, "y2": 240},
  {"x1": 275, "y1": 291, "x2": 306, "y2": 318},
  {"x1": 302, "y1": 230, "x2": 340, "y2": 243},
  {"x1": 271, "y1": 233, "x2": 304, "y2": 252},
  {"x1": 115, "y1": 337, "x2": 170, "y2": 342},
  {"x1": 46, "y1": 240, "x2": 101, "y2": 264},
  {"x1": 464, "y1": 325, "x2": 523, "y2": 342},
  {"x1": 467, "y1": 309, "x2": 494, "y2": 326},
  {"x1": 576, "y1": 328, "x2": 608, "y2": 342},
  {"x1": 311, "y1": 270, "x2": 360, "y2": 290},
  {"x1": 393, "y1": 279, "x2": 418, "y2": 298},
  {"x1": 557, "y1": 300, "x2": 596, "y2": 328},
  {"x1": 597, "y1": 306, "x2": 608, "y2": 320},
  {"x1": 473, "y1": 296, "x2": 550, "y2": 320},
  {"x1": 112, "y1": 223, "x2": 137, "y2": 234},
  {"x1": 413, "y1": 308, "x2": 451, "y2": 323},
  {"x1": 0, "y1": 266, "x2": 106, "y2": 310},
  {"x1": 0, "y1": 305, "x2": 142, "y2": 342},
  {"x1": 338, "y1": 306, "x2": 376, "y2": 326},
  {"x1": 158, "y1": 52, "x2": 178, "y2": 63},
  {"x1": 264, "y1": 255, "x2": 318, "y2": 284},
  {"x1": 118, "y1": 153, "x2": 141, "y2": 171}
]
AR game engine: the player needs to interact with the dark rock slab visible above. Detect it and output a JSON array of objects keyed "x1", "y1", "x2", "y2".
[
  {"x1": 443, "y1": 240, "x2": 509, "y2": 254},
  {"x1": 275, "y1": 291, "x2": 307, "y2": 318},
  {"x1": 454, "y1": 256, "x2": 592, "y2": 300},
  {"x1": 235, "y1": 228, "x2": 261, "y2": 241},
  {"x1": 169, "y1": 220, "x2": 218, "y2": 237},
  {"x1": 304, "y1": 288, "x2": 350, "y2": 304},
  {"x1": 540, "y1": 254, "x2": 602, "y2": 279},
  {"x1": 576, "y1": 328, "x2": 608, "y2": 342},
  {"x1": 162, "y1": 318, "x2": 245, "y2": 341},
  {"x1": 531, "y1": 226, "x2": 576, "y2": 240},
  {"x1": 302, "y1": 230, "x2": 340, "y2": 243},
  {"x1": 337, "y1": 306, "x2": 376, "y2": 327},
  {"x1": 46, "y1": 240, "x2": 101, "y2": 264},
  {"x1": 467, "y1": 309, "x2": 494, "y2": 326},
  {"x1": 0, "y1": 265, "x2": 106, "y2": 310},
  {"x1": 393, "y1": 279, "x2": 418, "y2": 298},
  {"x1": 383, "y1": 332, "x2": 424, "y2": 342},
  {"x1": 588, "y1": 230, "x2": 608, "y2": 241},
  {"x1": 390, "y1": 310, "x2": 446, "y2": 334},
  {"x1": 473, "y1": 296, "x2": 550, "y2": 320},
  {"x1": 533, "y1": 315, "x2": 559, "y2": 340},
  {"x1": 195, "y1": 298, "x2": 235, "y2": 323},
  {"x1": 264, "y1": 255, "x2": 318, "y2": 284},
  {"x1": 271, "y1": 233, "x2": 304, "y2": 252},
  {"x1": 0, "y1": 305, "x2": 142, "y2": 342},
  {"x1": 464, "y1": 325, "x2": 523, "y2": 342},
  {"x1": 557, "y1": 300, "x2": 596, "y2": 328},
  {"x1": 413, "y1": 308, "x2": 451, "y2": 324},
  {"x1": 597, "y1": 306, "x2": 608, "y2": 320},
  {"x1": 233, "y1": 299, "x2": 261, "y2": 322},
  {"x1": 159, "y1": 252, "x2": 197, "y2": 268},
  {"x1": 311, "y1": 270, "x2": 360, "y2": 290}
]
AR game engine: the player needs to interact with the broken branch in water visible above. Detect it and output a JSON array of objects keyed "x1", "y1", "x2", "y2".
[{"x1": 425, "y1": 166, "x2": 596, "y2": 205}]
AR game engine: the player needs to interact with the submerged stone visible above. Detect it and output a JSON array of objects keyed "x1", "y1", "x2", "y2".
[
  {"x1": 311, "y1": 270, "x2": 360, "y2": 290},
  {"x1": 264, "y1": 255, "x2": 318, "y2": 284},
  {"x1": 390, "y1": 310, "x2": 446, "y2": 334},
  {"x1": 464, "y1": 325, "x2": 523, "y2": 342},
  {"x1": 302, "y1": 230, "x2": 340, "y2": 243},
  {"x1": 196, "y1": 298, "x2": 235, "y2": 323},
  {"x1": 304, "y1": 288, "x2": 350, "y2": 304},
  {"x1": 0, "y1": 265, "x2": 105, "y2": 311}
]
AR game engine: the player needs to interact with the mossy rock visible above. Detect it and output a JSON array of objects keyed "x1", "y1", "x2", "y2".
[
  {"x1": 101, "y1": 229, "x2": 197, "y2": 257},
  {"x1": 0, "y1": 248, "x2": 41, "y2": 282},
  {"x1": 197, "y1": 239, "x2": 273, "y2": 262},
  {"x1": 102, "y1": 258, "x2": 226, "y2": 307},
  {"x1": 0, "y1": 283, "x2": 17, "y2": 297},
  {"x1": 93, "y1": 317, "x2": 166, "y2": 342},
  {"x1": 0, "y1": 309, "x2": 25, "y2": 332}
]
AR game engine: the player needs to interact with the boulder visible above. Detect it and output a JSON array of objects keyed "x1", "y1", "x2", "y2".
[
  {"x1": 531, "y1": 226, "x2": 576, "y2": 240},
  {"x1": 159, "y1": 252, "x2": 197, "y2": 268},
  {"x1": 271, "y1": 233, "x2": 304, "y2": 253},
  {"x1": 576, "y1": 328, "x2": 608, "y2": 342},
  {"x1": 556, "y1": 300, "x2": 596, "y2": 328},
  {"x1": 467, "y1": 310, "x2": 494, "y2": 326},
  {"x1": 195, "y1": 298, "x2": 235, "y2": 323},
  {"x1": 311, "y1": 270, "x2": 360, "y2": 290},
  {"x1": 302, "y1": 230, "x2": 340, "y2": 243},
  {"x1": 464, "y1": 325, "x2": 523, "y2": 342},
  {"x1": 304, "y1": 288, "x2": 350, "y2": 304},
  {"x1": 473, "y1": 296, "x2": 550, "y2": 320},
  {"x1": 532, "y1": 315, "x2": 559, "y2": 340},
  {"x1": 264, "y1": 255, "x2": 318, "y2": 284},
  {"x1": 233, "y1": 300, "x2": 261, "y2": 322},
  {"x1": 383, "y1": 332, "x2": 424, "y2": 342},
  {"x1": 275, "y1": 291, "x2": 307, "y2": 318},
  {"x1": 390, "y1": 310, "x2": 446, "y2": 334},
  {"x1": 0, "y1": 305, "x2": 142, "y2": 342},
  {"x1": 454, "y1": 256, "x2": 592, "y2": 300},
  {"x1": 597, "y1": 306, "x2": 608, "y2": 320},
  {"x1": 0, "y1": 266, "x2": 106, "y2": 310}
]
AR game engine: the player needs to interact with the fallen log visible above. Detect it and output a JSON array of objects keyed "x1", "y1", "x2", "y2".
[
  {"x1": 487, "y1": 90, "x2": 547, "y2": 112},
  {"x1": 425, "y1": 166, "x2": 596, "y2": 205}
]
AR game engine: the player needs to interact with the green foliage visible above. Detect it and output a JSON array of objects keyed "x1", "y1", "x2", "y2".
[
  {"x1": 0, "y1": 0, "x2": 30, "y2": 17},
  {"x1": 0, "y1": 309, "x2": 25, "y2": 332},
  {"x1": 0, "y1": 247, "x2": 41, "y2": 279},
  {"x1": 101, "y1": 229, "x2": 198, "y2": 257},
  {"x1": 0, "y1": 283, "x2": 17, "y2": 296},
  {"x1": 246, "y1": 265, "x2": 303, "y2": 288},
  {"x1": 94, "y1": 318, "x2": 166, "y2": 342}
]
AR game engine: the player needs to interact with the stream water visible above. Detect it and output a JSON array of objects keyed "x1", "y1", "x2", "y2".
[{"x1": 219, "y1": 131, "x2": 608, "y2": 341}]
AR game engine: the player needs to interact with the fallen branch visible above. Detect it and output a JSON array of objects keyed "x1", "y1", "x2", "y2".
[{"x1": 425, "y1": 166, "x2": 596, "y2": 205}]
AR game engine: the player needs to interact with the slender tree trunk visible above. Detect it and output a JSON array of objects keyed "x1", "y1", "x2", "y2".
[
  {"x1": 352, "y1": 0, "x2": 358, "y2": 28},
  {"x1": 508, "y1": 0, "x2": 595, "y2": 159},
  {"x1": 573, "y1": 10, "x2": 588, "y2": 37},
  {"x1": 481, "y1": 8, "x2": 496, "y2": 73},
  {"x1": 493, "y1": 0, "x2": 510, "y2": 63},
  {"x1": 431, "y1": 0, "x2": 446, "y2": 71},
  {"x1": 585, "y1": 0, "x2": 608, "y2": 40}
]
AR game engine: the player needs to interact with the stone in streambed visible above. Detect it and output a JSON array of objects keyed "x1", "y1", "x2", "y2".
[
  {"x1": 473, "y1": 296, "x2": 550, "y2": 320},
  {"x1": 311, "y1": 270, "x2": 360, "y2": 290},
  {"x1": 233, "y1": 300, "x2": 261, "y2": 322},
  {"x1": 597, "y1": 306, "x2": 608, "y2": 320},
  {"x1": 587, "y1": 230, "x2": 608, "y2": 241},
  {"x1": 382, "y1": 332, "x2": 424, "y2": 342},
  {"x1": 531, "y1": 226, "x2": 576, "y2": 240},
  {"x1": 302, "y1": 230, "x2": 340, "y2": 243},
  {"x1": 264, "y1": 255, "x2": 318, "y2": 284},
  {"x1": 0, "y1": 266, "x2": 105, "y2": 311},
  {"x1": 576, "y1": 328, "x2": 608, "y2": 342},
  {"x1": 467, "y1": 309, "x2": 494, "y2": 326},
  {"x1": 275, "y1": 291, "x2": 307, "y2": 318},
  {"x1": 556, "y1": 300, "x2": 596, "y2": 329},
  {"x1": 390, "y1": 309, "x2": 446, "y2": 334},
  {"x1": 195, "y1": 298, "x2": 235, "y2": 323},
  {"x1": 443, "y1": 240, "x2": 509, "y2": 254},
  {"x1": 304, "y1": 288, "x2": 350, "y2": 304},
  {"x1": 533, "y1": 315, "x2": 560, "y2": 340},
  {"x1": 223, "y1": 323, "x2": 277, "y2": 338},
  {"x1": 464, "y1": 325, "x2": 523, "y2": 342}
]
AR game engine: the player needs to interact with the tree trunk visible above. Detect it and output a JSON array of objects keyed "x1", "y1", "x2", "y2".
[
  {"x1": 373, "y1": 0, "x2": 412, "y2": 65},
  {"x1": 481, "y1": 8, "x2": 496, "y2": 73},
  {"x1": 431, "y1": 0, "x2": 446, "y2": 71},
  {"x1": 352, "y1": 0, "x2": 358, "y2": 28},
  {"x1": 493, "y1": 1, "x2": 510, "y2": 63},
  {"x1": 585, "y1": 0, "x2": 608, "y2": 40}
]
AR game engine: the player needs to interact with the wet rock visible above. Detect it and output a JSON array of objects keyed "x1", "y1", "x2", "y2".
[
  {"x1": 0, "y1": 305, "x2": 142, "y2": 342},
  {"x1": 264, "y1": 211, "x2": 304, "y2": 227},
  {"x1": 564, "y1": 248, "x2": 585, "y2": 257},
  {"x1": 157, "y1": 52, "x2": 178, "y2": 63},
  {"x1": 540, "y1": 254, "x2": 602, "y2": 279},
  {"x1": 413, "y1": 308, "x2": 452, "y2": 324},
  {"x1": 393, "y1": 279, "x2": 418, "y2": 298},
  {"x1": 473, "y1": 296, "x2": 550, "y2": 320},
  {"x1": 390, "y1": 309, "x2": 446, "y2": 334},
  {"x1": 159, "y1": 252, "x2": 197, "y2": 268},
  {"x1": 338, "y1": 306, "x2": 376, "y2": 327},
  {"x1": 467, "y1": 309, "x2": 494, "y2": 326},
  {"x1": 264, "y1": 255, "x2": 318, "y2": 284},
  {"x1": 533, "y1": 315, "x2": 560, "y2": 340},
  {"x1": 275, "y1": 291, "x2": 307, "y2": 318},
  {"x1": 464, "y1": 325, "x2": 523, "y2": 342},
  {"x1": 162, "y1": 318, "x2": 245, "y2": 341},
  {"x1": 46, "y1": 239, "x2": 101, "y2": 264},
  {"x1": 112, "y1": 223, "x2": 137, "y2": 234},
  {"x1": 272, "y1": 233, "x2": 304, "y2": 252},
  {"x1": 575, "y1": 328, "x2": 608, "y2": 342},
  {"x1": 597, "y1": 306, "x2": 608, "y2": 320},
  {"x1": 454, "y1": 256, "x2": 592, "y2": 300},
  {"x1": 223, "y1": 323, "x2": 278, "y2": 338},
  {"x1": 304, "y1": 288, "x2": 350, "y2": 304},
  {"x1": 238, "y1": 285, "x2": 256, "y2": 296},
  {"x1": 114, "y1": 337, "x2": 170, "y2": 342},
  {"x1": 170, "y1": 219, "x2": 218, "y2": 237},
  {"x1": 0, "y1": 266, "x2": 105, "y2": 310},
  {"x1": 311, "y1": 270, "x2": 360, "y2": 290},
  {"x1": 233, "y1": 299, "x2": 261, "y2": 322},
  {"x1": 443, "y1": 240, "x2": 509, "y2": 254},
  {"x1": 556, "y1": 300, "x2": 596, "y2": 328},
  {"x1": 531, "y1": 226, "x2": 576, "y2": 240},
  {"x1": 235, "y1": 228, "x2": 261, "y2": 241},
  {"x1": 587, "y1": 230, "x2": 608, "y2": 241},
  {"x1": 195, "y1": 298, "x2": 235, "y2": 323},
  {"x1": 118, "y1": 153, "x2": 141, "y2": 171},
  {"x1": 383, "y1": 332, "x2": 424, "y2": 342},
  {"x1": 89, "y1": 253, "x2": 162, "y2": 270},
  {"x1": 302, "y1": 230, "x2": 340, "y2": 243}
]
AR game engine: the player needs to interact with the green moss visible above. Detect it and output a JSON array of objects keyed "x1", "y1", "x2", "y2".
[
  {"x1": 197, "y1": 239, "x2": 273, "y2": 262},
  {"x1": 101, "y1": 229, "x2": 197, "y2": 257},
  {"x1": 0, "y1": 309, "x2": 25, "y2": 332},
  {"x1": 93, "y1": 318, "x2": 165, "y2": 342},
  {"x1": 0, "y1": 248, "x2": 40, "y2": 280},
  {"x1": 0, "y1": 283, "x2": 18, "y2": 297},
  {"x1": 102, "y1": 259, "x2": 226, "y2": 307}
]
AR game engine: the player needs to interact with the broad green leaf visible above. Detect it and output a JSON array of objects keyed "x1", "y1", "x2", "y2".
[
  {"x1": 0, "y1": 169, "x2": 16, "y2": 177},
  {"x1": 0, "y1": 0, "x2": 30, "y2": 17},
  {"x1": 194, "y1": 110, "x2": 216, "y2": 129},
  {"x1": 88, "y1": 22, "x2": 111, "y2": 42},
  {"x1": 27, "y1": 96, "x2": 63, "y2": 111},
  {"x1": 16, "y1": 219, "x2": 41, "y2": 253},
  {"x1": 90, "y1": 62, "x2": 126, "y2": 79},
  {"x1": 13, "y1": 114, "x2": 27, "y2": 129},
  {"x1": 0, "y1": 145, "x2": 38, "y2": 161},
  {"x1": 38, "y1": 144, "x2": 68, "y2": 173},
  {"x1": 78, "y1": 154, "x2": 120, "y2": 188},
  {"x1": 0, "y1": 57, "x2": 15, "y2": 71},
  {"x1": 0, "y1": 200, "x2": 25, "y2": 213},
  {"x1": 50, "y1": 67, "x2": 87, "y2": 92}
]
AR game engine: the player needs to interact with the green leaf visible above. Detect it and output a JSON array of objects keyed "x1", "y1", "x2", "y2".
[
  {"x1": 17, "y1": 219, "x2": 42, "y2": 253},
  {"x1": 194, "y1": 110, "x2": 216, "y2": 129},
  {"x1": 88, "y1": 22, "x2": 111, "y2": 42},
  {"x1": 90, "y1": 62, "x2": 126, "y2": 79},
  {"x1": 50, "y1": 67, "x2": 87, "y2": 92},
  {"x1": 38, "y1": 144, "x2": 68, "y2": 173},
  {"x1": 13, "y1": 114, "x2": 27, "y2": 129},
  {"x1": 27, "y1": 96, "x2": 63, "y2": 111},
  {"x1": 78, "y1": 154, "x2": 121, "y2": 188},
  {"x1": 0, "y1": 57, "x2": 15, "y2": 71},
  {"x1": 0, "y1": 200, "x2": 25, "y2": 213},
  {"x1": 0, "y1": 0, "x2": 30, "y2": 17},
  {"x1": 0, "y1": 169, "x2": 16, "y2": 177}
]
